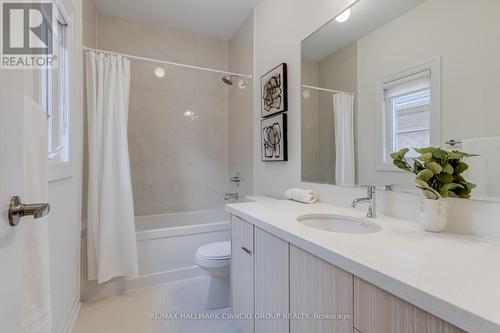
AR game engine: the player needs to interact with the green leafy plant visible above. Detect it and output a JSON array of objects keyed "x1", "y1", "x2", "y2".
[{"x1": 391, "y1": 147, "x2": 477, "y2": 200}]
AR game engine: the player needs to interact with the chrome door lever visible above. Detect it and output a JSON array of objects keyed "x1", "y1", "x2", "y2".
[{"x1": 8, "y1": 196, "x2": 50, "y2": 226}]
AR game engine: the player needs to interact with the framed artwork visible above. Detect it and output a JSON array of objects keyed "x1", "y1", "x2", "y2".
[
  {"x1": 261, "y1": 63, "x2": 287, "y2": 118},
  {"x1": 261, "y1": 113, "x2": 287, "y2": 162}
]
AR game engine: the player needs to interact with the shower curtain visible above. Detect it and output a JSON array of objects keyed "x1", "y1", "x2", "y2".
[
  {"x1": 86, "y1": 51, "x2": 138, "y2": 284},
  {"x1": 333, "y1": 93, "x2": 355, "y2": 186}
]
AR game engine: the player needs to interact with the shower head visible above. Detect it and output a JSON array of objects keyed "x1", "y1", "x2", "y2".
[
  {"x1": 222, "y1": 75, "x2": 249, "y2": 89},
  {"x1": 222, "y1": 75, "x2": 235, "y2": 85}
]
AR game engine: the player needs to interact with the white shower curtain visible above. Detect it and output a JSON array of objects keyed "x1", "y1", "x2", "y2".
[
  {"x1": 86, "y1": 51, "x2": 138, "y2": 284},
  {"x1": 333, "y1": 93, "x2": 355, "y2": 186}
]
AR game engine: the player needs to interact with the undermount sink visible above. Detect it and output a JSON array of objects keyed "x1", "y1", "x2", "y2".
[{"x1": 297, "y1": 214, "x2": 382, "y2": 234}]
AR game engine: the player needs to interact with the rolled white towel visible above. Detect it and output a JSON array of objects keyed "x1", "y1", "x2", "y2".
[{"x1": 284, "y1": 188, "x2": 318, "y2": 204}]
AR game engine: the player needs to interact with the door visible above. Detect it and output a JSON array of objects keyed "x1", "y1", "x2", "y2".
[
  {"x1": 0, "y1": 70, "x2": 50, "y2": 331},
  {"x1": 231, "y1": 215, "x2": 254, "y2": 333},
  {"x1": 254, "y1": 227, "x2": 289, "y2": 333},
  {"x1": 0, "y1": 68, "x2": 26, "y2": 333}
]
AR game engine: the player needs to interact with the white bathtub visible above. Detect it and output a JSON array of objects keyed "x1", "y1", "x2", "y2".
[
  {"x1": 135, "y1": 209, "x2": 230, "y2": 281},
  {"x1": 82, "y1": 209, "x2": 230, "y2": 300}
]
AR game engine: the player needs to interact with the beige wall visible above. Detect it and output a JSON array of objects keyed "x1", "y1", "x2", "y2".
[
  {"x1": 318, "y1": 42, "x2": 358, "y2": 184},
  {"x1": 82, "y1": 0, "x2": 96, "y2": 48},
  {"x1": 95, "y1": 13, "x2": 229, "y2": 215},
  {"x1": 356, "y1": 0, "x2": 500, "y2": 187},
  {"x1": 301, "y1": 42, "x2": 357, "y2": 184},
  {"x1": 228, "y1": 14, "x2": 254, "y2": 199},
  {"x1": 301, "y1": 60, "x2": 320, "y2": 182}
]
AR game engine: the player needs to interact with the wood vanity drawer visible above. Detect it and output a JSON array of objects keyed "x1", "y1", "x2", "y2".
[
  {"x1": 290, "y1": 245, "x2": 354, "y2": 333},
  {"x1": 353, "y1": 277, "x2": 466, "y2": 333}
]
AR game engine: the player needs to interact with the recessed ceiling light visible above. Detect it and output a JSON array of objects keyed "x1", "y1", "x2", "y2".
[
  {"x1": 154, "y1": 66, "x2": 166, "y2": 78},
  {"x1": 335, "y1": 8, "x2": 351, "y2": 23}
]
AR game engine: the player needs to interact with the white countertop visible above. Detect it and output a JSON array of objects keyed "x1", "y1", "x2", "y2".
[{"x1": 226, "y1": 197, "x2": 500, "y2": 333}]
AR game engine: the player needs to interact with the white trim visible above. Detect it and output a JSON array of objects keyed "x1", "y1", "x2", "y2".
[
  {"x1": 376, "y1": 57, "x2": 441, "y2": 172},
  {"x1": 57, "y1": 292, "x2": 80, "y2": 333},
  {"x1": 48, "y1": 161, "x2": 73, "y2": 182},
  {"x1": 82, "y1": 266, "x2": 204, "y2": 301},
  {"x1": 48, "y1": 0, "x2": 79, "y2": 181}
]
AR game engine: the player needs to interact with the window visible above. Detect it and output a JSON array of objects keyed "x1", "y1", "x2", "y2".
[
  {"x1": 42, "y1": 9, "x2": 69, "y2": 162},
  {"x1": 387, "y1": 74, "x2": 431, "y2": 158},
  {"x1": 377, "y1": 60, "x2": 441, "y2": 171}
]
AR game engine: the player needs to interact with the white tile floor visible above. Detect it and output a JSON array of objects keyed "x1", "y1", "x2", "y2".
[{"x1": 73, "y1": 276, "x2": 240, "y2": 333}]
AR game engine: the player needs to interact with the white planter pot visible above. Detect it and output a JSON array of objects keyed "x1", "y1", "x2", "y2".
[{"x1": 419, "y1": 198, "x2": 448, "y2": 232}]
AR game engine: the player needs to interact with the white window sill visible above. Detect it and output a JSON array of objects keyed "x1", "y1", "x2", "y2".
[
  {"x1": 48, "y1": 161, "x2": 73, "y2": 182},
  {"x1": 376, "y1": 163, "x2": 405, "y2": 173}
]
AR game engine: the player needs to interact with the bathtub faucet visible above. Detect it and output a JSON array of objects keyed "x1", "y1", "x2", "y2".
[{"x1": 224, "y1": 192, "x2": 239, "y2": 201}]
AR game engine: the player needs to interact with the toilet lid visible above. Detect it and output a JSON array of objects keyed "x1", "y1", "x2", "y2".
[{"x1": 196, "y1": 241, "x2": 231, "y2": 260}]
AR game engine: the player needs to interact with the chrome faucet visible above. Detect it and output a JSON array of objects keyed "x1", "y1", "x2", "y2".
[
  {"x1": 229, "y1": 172, "x2": 240, "y2": 187},
  {"x1": 351, "y1": 185, "x2": 377, "y2": 218},
  {"x1": 224, "y1": 192, "x2": 239, "y2": 201}
]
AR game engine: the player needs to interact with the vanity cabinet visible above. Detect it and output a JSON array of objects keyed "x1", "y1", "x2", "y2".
[
  {"x1": 231, "y1": 216, "x2": 290, "y2": 333},
  {"x1": 254, "y1": 228, "x2": 289, "y2": 333},
  {"x1": 231, "y1": 215, "x2": 468, "y2": 333},
  {"x1": 353, "y1": 277, "x2": 466, "y2": 333},
  {"x1": 290, "y1": 245, "x2": 354, "y2": 333},
  {"x1": 231, "y1": 216, "x2": 254, "y2": 333}
]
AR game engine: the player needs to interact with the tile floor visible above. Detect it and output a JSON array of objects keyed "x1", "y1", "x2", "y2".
[{"x1": 73, "y1": 276, "x2": 239, "y2": 333}]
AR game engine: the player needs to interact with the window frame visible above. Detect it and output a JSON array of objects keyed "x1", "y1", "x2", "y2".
[
  {"x1": 376, "y1": 58, "x2": 441, "y2": 172},
  {"x1": 45, "y1": 0, "x2": 76, "y2": 182}
]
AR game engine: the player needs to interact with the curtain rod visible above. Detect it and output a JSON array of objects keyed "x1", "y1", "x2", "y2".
[
  {"x1": 302, "y1": 84, "x2": 354, "y2": 96},
  {"x1": 83, "y1": 46, "x2": 252, "y2": 79}
]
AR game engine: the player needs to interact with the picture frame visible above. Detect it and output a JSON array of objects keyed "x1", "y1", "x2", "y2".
[
  {"x1": 260, "y1": 63, "x2": 288, "y2": 118},
  {"x1": 261, "y1": 113, "x2": 287, "y2": 162}
]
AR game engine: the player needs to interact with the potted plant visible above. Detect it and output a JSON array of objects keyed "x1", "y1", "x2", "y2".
[{"x1": 391, "y1": 147, "x2": 477, "y2": 232}]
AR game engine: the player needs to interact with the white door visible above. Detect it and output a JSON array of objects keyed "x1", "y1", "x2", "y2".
[{"x1": 0, "y1": 70, "x2": 50, "y2": 331}]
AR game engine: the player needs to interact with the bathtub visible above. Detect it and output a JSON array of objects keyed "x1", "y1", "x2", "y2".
[
  {"x1": 135, "y1": 209, "x2": 230, "y2": 283},
  {"x1": 81, "y1": 209, "x2": 230, "y2": 300}
]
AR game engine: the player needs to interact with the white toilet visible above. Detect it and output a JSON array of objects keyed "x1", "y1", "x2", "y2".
[{"x1": 195, "y1": 241, "x2": 231, "y2": 310}]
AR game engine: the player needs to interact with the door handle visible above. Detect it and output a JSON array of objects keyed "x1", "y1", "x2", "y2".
[
  {"x1": 241, "y1": 247, "x2": 252, "y2": 255},
  {"x1": 8, "y1": 196, "x2": 50, "y2": 226}
]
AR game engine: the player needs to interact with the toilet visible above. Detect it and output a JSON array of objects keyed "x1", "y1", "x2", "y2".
[{"x1": 195, "y1": 241, "x2": 231, "y2": 310}]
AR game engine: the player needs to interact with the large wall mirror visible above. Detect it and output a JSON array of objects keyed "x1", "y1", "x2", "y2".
[{"x1": 301, "y1": 0, "x2": 500, "y2": 202}]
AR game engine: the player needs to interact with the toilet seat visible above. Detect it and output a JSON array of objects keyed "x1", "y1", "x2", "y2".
[{"x1": 196, "y1": 241, "x2": 230, "y2": 260}]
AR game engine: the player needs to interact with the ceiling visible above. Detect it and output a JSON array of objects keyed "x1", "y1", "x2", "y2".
[
  {"x1": 93, "y1": 0, "x2": 259, "y2": 40},
  {"x1": 302, "y1": 0, "x2": 427, "y2": 62}
]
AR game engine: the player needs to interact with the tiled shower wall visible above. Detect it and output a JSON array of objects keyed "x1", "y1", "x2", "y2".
[
  {"x1": 228, "y1": 14, "x2": 254, "y2": 199},
  {"x1": 96, "y1": 13, "x2": 230, "y2": 215}
]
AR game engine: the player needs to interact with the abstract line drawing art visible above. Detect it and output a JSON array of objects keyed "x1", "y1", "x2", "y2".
[
  {"x1": 261, "y1": 63, "x2": 287, "y2": 117},
  {"x1": 263, "y1": 75, "x2": 282, "y2": 112},
  {"x1": 261, "y1": 113, "x2": 287, "y2": 162}
]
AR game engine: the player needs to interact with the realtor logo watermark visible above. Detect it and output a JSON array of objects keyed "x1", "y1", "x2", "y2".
[{"x1": 1, "y1": 0, "x2": 57, "y2": 69}]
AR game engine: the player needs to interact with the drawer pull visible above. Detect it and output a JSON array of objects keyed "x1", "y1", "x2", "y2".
[{"x1": 241, "y1": 247, "x2": 252, "y2": 255}]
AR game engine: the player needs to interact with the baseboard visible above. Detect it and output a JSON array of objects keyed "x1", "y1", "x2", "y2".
[
  {"x1": 82, "y1": 266, "x2": 204, "y2": 301},
  {"x1": 58, "y1": 292, "x2": 81, "y2": 333}
]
